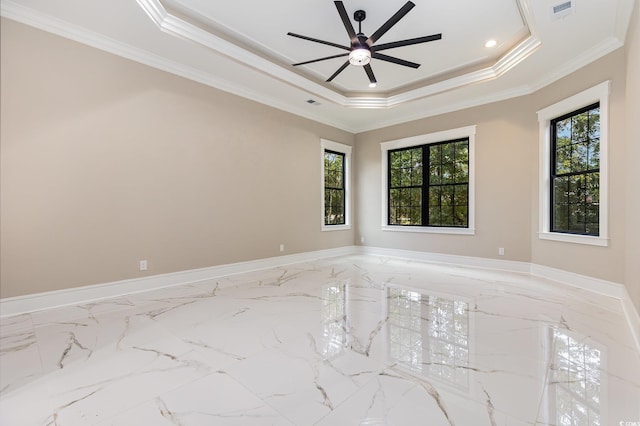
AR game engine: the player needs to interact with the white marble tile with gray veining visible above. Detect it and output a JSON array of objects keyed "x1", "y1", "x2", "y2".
[{"x1": 1, "y1": 255, "x2": 638, "y2": 425}]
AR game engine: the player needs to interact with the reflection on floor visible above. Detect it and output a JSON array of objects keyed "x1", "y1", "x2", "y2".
[{"x1": 1, "y1": 255, "x2": 639, "y2": 425}]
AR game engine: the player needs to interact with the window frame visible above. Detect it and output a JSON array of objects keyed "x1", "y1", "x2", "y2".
[
  {"x1": 321, "y1": 139, "x2": 352, "y2": 231},
  {"x1": 537, "y1": 81, "x2": 609, "y2": 246},
  {"x1": 380, "y1": 126, "x2": 476, "y2": 235},
  {"x1": 549, "y1": 102, "x2": 601, "y2": 236}
]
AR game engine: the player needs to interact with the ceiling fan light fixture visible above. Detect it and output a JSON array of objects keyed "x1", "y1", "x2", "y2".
[{"x1": 349, "y1": 48, "x2": 371, "y2": 66}]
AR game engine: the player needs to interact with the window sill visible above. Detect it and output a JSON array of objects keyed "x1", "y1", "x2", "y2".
[
  {"x1": 322, "y1": 224, "x2": 352, "y2": 232},
  {"x1": 538, "y1": 232, "x2": 609, "y2": 247},
  {"x1": 381, "y1": 225, "x2": 475, "y2": 235}
]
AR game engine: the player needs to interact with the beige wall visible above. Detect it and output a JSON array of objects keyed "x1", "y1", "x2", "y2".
[
  {"x1": 0, "y1": 20, "x2": 354, "y2": 298},
  {"x1": 528, "y1": 50, "x2": 628, "y2": 284},
  {"x1": 625, "y1": 0, "x2": 640, "y2": 311},
  {"x1": 1, "y1": 15, "x2": 637, "y2": 312},
  {"x1": 355, "y1": 48, "x2": 630, "y2": 288},
  {"x1": 354, "y1": 97, "x2": 535, "y2": 262}
]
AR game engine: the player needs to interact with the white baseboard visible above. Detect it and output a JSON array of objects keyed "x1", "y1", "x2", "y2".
[
  {"x1": 358, "y1": 246, "x2": 639, "y2": 353},
  {"x1": 529, "y1": 264, "x2": 639, "y2": 353},
  {"x1": 0, "y1": 246, "x2": 358, "y2": 318},
  {"x1": 621, "y1": 288, "x2": 640, "y2": 355},
  {"x1": 529, "y1": 263, "x2": 627, "y2": 299},
  {"x1": 2, "y1": 244, "x2": 638, "y2": 354},
  {"x1": 358, "y1": 246, "x2": 532, "y2": 274}
]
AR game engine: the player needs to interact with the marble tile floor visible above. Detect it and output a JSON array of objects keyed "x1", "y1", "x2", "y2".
[{"x1": 1, "y1": 254, "x2": 639, "y2": 425}]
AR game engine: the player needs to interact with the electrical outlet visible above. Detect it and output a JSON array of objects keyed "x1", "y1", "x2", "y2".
[
  {"x1": 498, "y1": 248, "x2": 505, "y2": 256},
  {"x1": 139, "y1": 260, "x2": 148, "y2": 271},
  {"x1": 279, "y1": 244, "x2": 284, "y2": 252}
]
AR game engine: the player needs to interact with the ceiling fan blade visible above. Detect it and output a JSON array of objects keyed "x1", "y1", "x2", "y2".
[
  {"x1": 287, "y1": 32, "x2": 350, "y2": 51},
  {"x1": 372, "y1": 34, "x2": 442, "y2": 52},
  {"x1": 366, "y1": 1, "x2": 415, "y2": 46},
  {"x1": 327, "y1": 60, "x2": 351, "y2": 82},
  {"x1": 372, "y1": 52, "x2": 420, "y2": 68},
  {"x1": 364, "y1": 64, "x2": 377, "y2": 85},
  {"x1": 293, "y1": 53, "x2": 350, "y2": 66},
  {"x1": 334, "y1": 1, "x2": 358, "y2": 44}
]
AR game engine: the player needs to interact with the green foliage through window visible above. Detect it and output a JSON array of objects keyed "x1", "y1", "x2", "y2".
[
  {"x1": 324, "y1": 150, "x2": 345, "y2": 225},
  {"x1": 388, "y1": 139, "x2": 469, "y2": 227},
  {"x1": 551, "y1": 103, "x2": 600, "y2": 236}
]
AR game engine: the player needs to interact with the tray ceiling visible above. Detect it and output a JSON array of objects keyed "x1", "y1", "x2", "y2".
[{"x1": 0, "y1": 0, "x2": 635, "y2": 132}]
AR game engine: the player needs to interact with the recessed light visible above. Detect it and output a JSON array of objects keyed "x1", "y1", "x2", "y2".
[{"x1": 484, "y1": 39, "x2": 497, "y2": 48}]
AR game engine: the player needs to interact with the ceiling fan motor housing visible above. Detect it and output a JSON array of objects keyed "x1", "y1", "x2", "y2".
[{"x1": 350, "y1": 34, "x2": 372, "y2": 66}]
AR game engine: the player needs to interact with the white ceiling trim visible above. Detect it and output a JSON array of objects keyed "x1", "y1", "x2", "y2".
[
  {"x1": 355, "y1": 85, "x2": 536, "y2": 133},
  {"x1": 136, "y1": 0, "x2": 542, "y2": 109},
  {"x1": 0, "y1": 0, "x2": 352, "y2": 131},
  {"x1": 135, "y1": 0, "x2": 345, "y2": 106},
  {"x1": 528, "y1": 36, "x2": 624, "y2": 96},
  {"x1": 615, "y1": 0, "x2": 637, "y2": 41},
  {"x1": 2, "y1": 0, "x2": 634, "y2": 134}
]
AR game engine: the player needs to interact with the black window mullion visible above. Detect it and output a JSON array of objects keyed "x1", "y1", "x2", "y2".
[
  {"x1": 388, "y1": 150, "x2": 392, "y2": 225},
  {"x1": 423, "y1": 145, "x2": 429, "y2": 226},
  {"x1": 387, "y1": 139, "x2": 469, "y2": 228}
]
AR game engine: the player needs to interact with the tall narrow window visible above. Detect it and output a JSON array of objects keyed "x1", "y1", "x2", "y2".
[
  {"x1": 388, "y1": 139, "x2": 469, "y2": 228},
  {"x1": 324, "y1": 150, "x2": 345, "y2": 225},
  {"x1": 550, "y1": 103, "x2": 600, "y2": 236},
  {"x1": 537, "y1": 81, "x2": 609, "y2": 246},
  {"x1": 321, "y1": 139, "x2": 351, "y2": 230}
]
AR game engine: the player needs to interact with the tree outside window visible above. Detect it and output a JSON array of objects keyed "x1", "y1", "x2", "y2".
[
  {"x1": 388, "y1": 139, "x2": 469, "y2": 228},
  {"x1": 324, "y1": 150, "x2": 345, "y2": 226},
  {"x1": 551, "y1": 103, "x2": 600, "y2": 236}
]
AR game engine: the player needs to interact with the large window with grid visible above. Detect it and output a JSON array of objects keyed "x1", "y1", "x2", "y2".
[
  {"x1": 381, "y1": 126, "x2": 475, "y2": 235},
  {"x1": 537, "y1": 81, "x2": 609, "y2": 246},
  {"x1": 388, "y1": 138, "x2": 469, "y2": 228},
  {"x1": 321, "y1": 139, "x2": 351, "y2": 230},
  {"x1": 550, "y1": 103, "x2": 600, "y2": 236}
]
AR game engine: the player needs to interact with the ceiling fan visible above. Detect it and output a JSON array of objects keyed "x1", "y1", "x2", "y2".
[{"x1": 287, "y1": 1, "x2": 442, "y2": 87}]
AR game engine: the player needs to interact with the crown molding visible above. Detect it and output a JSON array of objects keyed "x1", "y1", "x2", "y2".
[
  {"x1": 614, "y1": 0, "x2": 637, "y2": 42},
  {"x1": 529, "y1": 36, "x2": 624, "y2": 94},
  {"x1": 0, "y1": 0, "x2": 355, "y2": 132},
  {"x1": 135, "y1": 0, "x2": 346, "y2": 105},
  {"x1": 2, "y1": 0, "x2": 631, "y2": 133},
  {"x1": 136, "y1": 0, "x2": 542, "y2": 109}
]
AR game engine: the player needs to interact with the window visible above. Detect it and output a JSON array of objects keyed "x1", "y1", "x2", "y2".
[
  {"x1": 538, "y1": 82, "x2": 609, "y2": 246},
  {"x1": 321, "y1": 139, "x2": 351, "y2": 230},
  {"x1": 550, "y1": 103, "x2": 600, "y2": 236},
  {"x1": 381, "y1": 126, "x2": 476, "y2": 235},
  {"x1": 325, "y1": 150, "x2": 345, "y2": 225},
  {"x1": 388, "y1": 139, "x2": 469, "y2": 227}
]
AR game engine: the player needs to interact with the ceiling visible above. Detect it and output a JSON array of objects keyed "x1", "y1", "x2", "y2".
[{"x1": 0, "y1": 0, "x2": 635, "y2": 132}]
